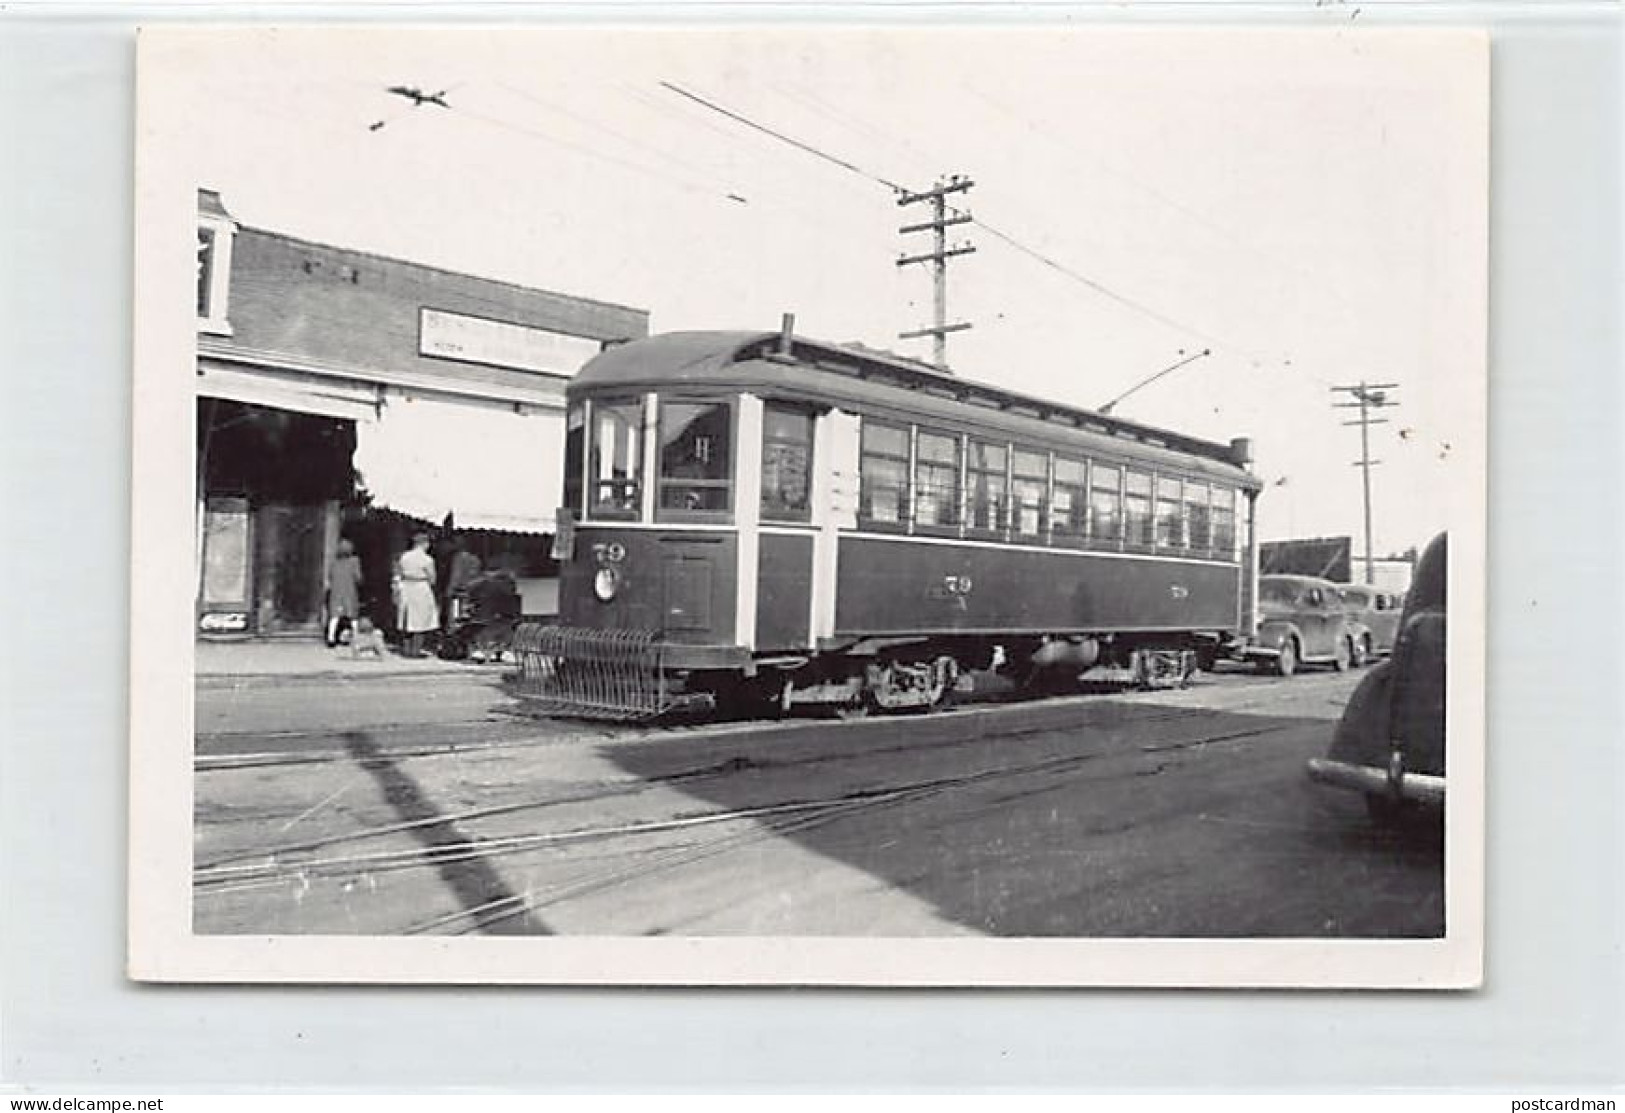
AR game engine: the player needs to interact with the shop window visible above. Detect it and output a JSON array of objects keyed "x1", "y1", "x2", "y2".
[
  {"x1": 859, "y1": 421, "x2": 910, "y2": 526},
  {"x1": 1052, "y1": 457, "x2": 1089, "y2": 543},
  {"x1": 967, "y1": 440, "x2": 1009, "y2": 533},
  {"x1": 1012, "y1": 450, "x2": 1049, "y2": 539},
  {"x1": 1090, "y1": 462, "x2": 1122, "y2": 544},
  {"x1": 1156, "y1": 476, "x2": 1185, "y2": 549},
  {"x1": 1124, "y1": 470, "x2": 1154, "y2": 548},
  {"x1": 196, "y1": 214, "x2": 237, "y2": 336},
  {"x1": 913, "y1": 430, "x2": 961, "y2": 530},
  {"x1": 761, "y1": 403, "x2": 814, "y2": 521},
  {"x1": 658, "y1": 400, "x2": 733, "y2": 515},
  {"x1": 588, "y1": 398, "x2": 644, "y2": 519}
]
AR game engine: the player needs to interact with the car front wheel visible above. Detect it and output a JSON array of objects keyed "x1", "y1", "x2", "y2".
[{"x1": 1275, "y1": 638, "x2": 1298, "y2": 678}]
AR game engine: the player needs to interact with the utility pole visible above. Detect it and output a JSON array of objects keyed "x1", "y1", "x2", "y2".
[
  {"x1": 1331, "y1": 381, "x2": 1400, "y2": 585},
  {"x1": 897, "y1": 175, "x2": 975, "y2": 369}
]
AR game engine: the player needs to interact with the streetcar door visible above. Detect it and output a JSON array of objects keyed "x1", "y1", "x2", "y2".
[{"x1": 755, "y1": 401, "x2": 817, "y2": 651}]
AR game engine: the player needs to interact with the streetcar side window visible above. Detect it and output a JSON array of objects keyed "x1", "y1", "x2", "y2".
[
  {"x1": 859, "y1": 421, "x2": 910, "y2": 525},
  {"x1": 1186, "y1": 480, "x2": 1211, "y2": 552},
  {"x1": 588, "y1": 397, "x2": 644, "y2": 519},
  {"x1": 1212, "y1": 486, "x2": 1237, "y2": 559},
  {"x1": 1124, "y1": 470, "x2": 1154, "y2": 548},
  {"x1": 1051, "y1": 457, "x2": 1088, "y2": 544},
  {"x1": 1156, "y1": 476, "x2": 1185, "y2": 549},
  {"x1": 563, "y1": 403, "x2": 585, "y2": 517},
  {"x1": 761, "y1": 403, "x2": 814, "y2": 521},
  {"x1": 657, "y1": 399, "x2": 732, "y2": 516},
  {"x1": 1012, "y1": 450, "x2": 1049, "y2": 539},
  {"x1": 1089, "y1": 462, "x2": 1121, "y2": 545},
  {"x1": 914, "y1": 430, "x2": 962, "y2": 529},
  {"x1": 967, "y1": 440, "x2": 1009, "y2": 533}
]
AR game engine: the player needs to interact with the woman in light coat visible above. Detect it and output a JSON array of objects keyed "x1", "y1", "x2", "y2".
[{"x1": 393, "y1": 531, "x2": 440, "y2": 657}]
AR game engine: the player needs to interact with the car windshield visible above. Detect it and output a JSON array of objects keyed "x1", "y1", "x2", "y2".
[{"x1": 1259, "y1": 580, "x2": 1298, "y2": 604}]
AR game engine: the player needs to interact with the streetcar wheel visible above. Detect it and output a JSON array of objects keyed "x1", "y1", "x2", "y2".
[
  {"x1": 1333, "y1": 636, "x2": 1352, "y2": 673},
  {"x1": 834, "y1": 697, "x2": 871, "y2": 720},
  {"x1": 1275, "y1": 638, "x2": 1298, "y2": 678}
]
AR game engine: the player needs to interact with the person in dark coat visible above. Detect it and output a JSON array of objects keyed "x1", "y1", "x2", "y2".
[
  {"x1": 441, "y1": 533, "x2": 483, "y2": 632},
  {"x1": 325, "y1": 538, "x2": 364, "y2": 647}
]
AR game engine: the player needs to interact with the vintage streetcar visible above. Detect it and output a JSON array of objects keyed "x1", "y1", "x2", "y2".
[{"x1": 514, "y1": 321, "x2": 1265, "y2": 718}]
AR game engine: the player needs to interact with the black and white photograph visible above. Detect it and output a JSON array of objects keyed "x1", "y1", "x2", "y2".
[{"x1": 129, "y1": 25, "x2": 1487, "y2": 985}]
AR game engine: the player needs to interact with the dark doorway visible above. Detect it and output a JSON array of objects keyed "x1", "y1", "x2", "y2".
[{"x1": 197, "y1": 398, "x2": 357, "y2": 636}]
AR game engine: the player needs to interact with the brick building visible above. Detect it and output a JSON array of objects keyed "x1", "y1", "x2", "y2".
[{"x1": 193, "y1": 189, "x2": 649, "y2": 638}]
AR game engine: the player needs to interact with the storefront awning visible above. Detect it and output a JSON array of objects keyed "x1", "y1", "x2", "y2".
[{"x1": 353, "y1": 392, "x2": 564, "y2": 534}]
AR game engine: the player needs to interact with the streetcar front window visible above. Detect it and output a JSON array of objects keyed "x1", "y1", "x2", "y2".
[
  {"x1": 563, "y1": 403, "x2": 585, "y2": 516},
  {"x1": 761, "y1": 403, "x2": 814, "y2": 521},
  {"x1": 588, "y1": 397, "x2": 644, "y2": 519},
  {"x1": 658, "y1": 400, "x2": 732, "y2": 515}
]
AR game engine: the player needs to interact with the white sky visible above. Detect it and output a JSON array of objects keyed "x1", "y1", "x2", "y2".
[{"x1": 160, "y1": 25, "x2": 1487, "y2": 556}]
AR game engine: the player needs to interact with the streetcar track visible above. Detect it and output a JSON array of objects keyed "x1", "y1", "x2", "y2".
[
  {"x1": 194, "y1": 715, "x2": 1298, "y2": 896},
  {"x1": 193, "y1": 691, "x2": 1305, "y2": 875},
  {"x1": 194, "y1": 675, "x2": 1340, "y2": 775}
]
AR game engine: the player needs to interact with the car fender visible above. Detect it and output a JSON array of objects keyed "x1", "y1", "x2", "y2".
[{"x1": 1255, "y1": 619, "x2": 1300, "y2": 652}]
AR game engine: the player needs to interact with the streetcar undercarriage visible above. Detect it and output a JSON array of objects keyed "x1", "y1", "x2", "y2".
[{"x1": 512, "y1": 624, "x2": 1211, "y2": 721}]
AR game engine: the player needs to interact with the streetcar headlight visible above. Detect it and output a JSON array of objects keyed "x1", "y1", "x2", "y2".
[{"x1": 593, "y1": 566, "x2": 621, "y2": 602}]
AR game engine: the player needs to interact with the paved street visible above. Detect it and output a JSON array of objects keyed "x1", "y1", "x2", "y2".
[{"x1": 193, "y1": 665, "x2": 1443, "y2": 938}]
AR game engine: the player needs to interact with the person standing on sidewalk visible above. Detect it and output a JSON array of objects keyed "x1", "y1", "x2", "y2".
[
  {"x1": 325, "y1": 537, "x2": 364, "y2": 647},
  {"x1": 393, "y1": 531, "x2": 440, "y2": 657},
  {"x1": 441, "y1": 532, "x2": 483, "y2": 633}
]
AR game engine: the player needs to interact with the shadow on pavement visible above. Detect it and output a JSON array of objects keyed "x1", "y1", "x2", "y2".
[
  {"x1": 342, "y1": 730, "x2": 551, "y2": 935},
  {"x1": 605, "y1": 699, "x2": 1445, "y2": 939}
]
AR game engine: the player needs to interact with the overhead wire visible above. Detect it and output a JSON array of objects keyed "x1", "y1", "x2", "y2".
[
  {"x1": 656, "y1": 78, "x2": 1285, "y2": 367},
  {"x1": 494, "y1": 81, "x2": 748, "y2": 196},
  {"x1": 659, "y1": 80, "x2": 911, "y2": 196}
]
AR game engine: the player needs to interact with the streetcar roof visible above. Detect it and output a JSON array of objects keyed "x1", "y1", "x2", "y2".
[{"x1": 576, "y1": 330, "x2": 1260, "y2": 485}]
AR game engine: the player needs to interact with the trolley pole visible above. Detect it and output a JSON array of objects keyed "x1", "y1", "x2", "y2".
[
  {"x1": 1331, "y1": 381, "x2": 1399, "y2": 584},
  {"x1": 897, "y1": 175, "x2": 976, "y2": 369}
]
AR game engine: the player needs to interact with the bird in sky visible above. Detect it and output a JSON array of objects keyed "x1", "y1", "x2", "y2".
[
  {"x1": 387, "y1": 85, "x2": 452, "y2": 109},
  {"x1": 368, "y1": 85, "x2": 457, "y2": 132}
]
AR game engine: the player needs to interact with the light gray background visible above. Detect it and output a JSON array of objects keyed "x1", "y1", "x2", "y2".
[{"x1": 2, "y1": 4, "x2": 1620, "y2": 1092}]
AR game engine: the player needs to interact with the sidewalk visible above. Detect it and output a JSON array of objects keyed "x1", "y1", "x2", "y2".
[{"x1": 195, "y1": 637, "x2": 513, "y2": 683}]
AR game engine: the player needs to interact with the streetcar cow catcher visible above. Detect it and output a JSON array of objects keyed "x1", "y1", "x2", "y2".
[{"x1": 516, "y1": 320, "x2": 1265, "y2": 719}]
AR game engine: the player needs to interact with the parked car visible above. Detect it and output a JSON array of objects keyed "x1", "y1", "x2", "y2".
[
  {"x1": 1338, "y1": 583, "x2": 1405, "y2": 660},
  {"x1": 1240, "y1": 574, "x2": 1359, "y2": 676},
  {"x1": 1308, "y1": 533, "x2": 1447, "y2": 823}
]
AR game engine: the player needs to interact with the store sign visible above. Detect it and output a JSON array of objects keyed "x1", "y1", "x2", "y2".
[{"x1": 420, "y1": 309, "x2": 603, "y2": 377}]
